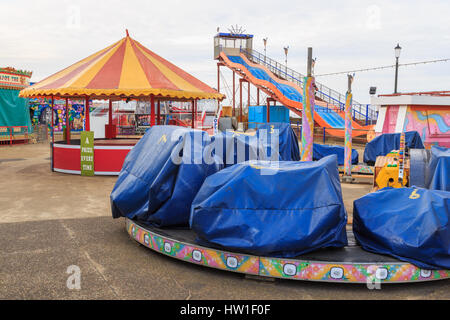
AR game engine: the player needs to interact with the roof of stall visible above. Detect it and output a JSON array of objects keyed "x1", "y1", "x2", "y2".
[{"x1": 20, "y1": 32, "x2": 225, "y2": 101}]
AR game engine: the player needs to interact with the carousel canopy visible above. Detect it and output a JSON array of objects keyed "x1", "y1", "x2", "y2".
[{"x1": 20, "y1": 32, "x2": 224, "y2": 101}]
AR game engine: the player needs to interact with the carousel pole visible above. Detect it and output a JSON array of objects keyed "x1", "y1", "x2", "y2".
[
  {"x1": 65, "y1": 97, "x2": 70, "y2": 145},
  {"x1": 150, "y1": 95, "x2": 155, "y2": 126},
  {"x1": 51, "y1": 95, "x2": 54, "y2": 144},
  {"x1": 342, "y1": 74, "x2": 354, "y2": 183},
  {"x1": 301, "y1": 47, "x2": 315, "y2": 161},
  {"x1": 51, "y1": 95, "x2": 54, "y2": 172},
  {"x1": 191, "y1": 100, "x2": 195, "y2": 128},
  {"x1": 194, "y1": 99, "x2": 198, "y2": 128},
  {"x1": 108, "y1": 99, "x2": 113, "y2": 125},
  {"x1": 85, "y1": 96, "x2": 90, "y2": 131},
  {"x1": 157, "y1": 100, "x2": 161, "y2": 125},
  {"x1": 107, "y1": 98, "x2": 113, "y2": 139}
]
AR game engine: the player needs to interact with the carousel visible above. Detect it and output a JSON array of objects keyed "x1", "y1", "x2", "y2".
[{"x1": 19, "y1": 30, "x2": 224, "y2": 175}]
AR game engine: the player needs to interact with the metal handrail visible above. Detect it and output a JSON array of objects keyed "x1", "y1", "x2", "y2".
[{"x1": 239, "y1": 48, "x2": 378, "y2": 122}]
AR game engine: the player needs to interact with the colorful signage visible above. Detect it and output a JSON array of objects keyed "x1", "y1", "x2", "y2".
[
  {"x1": 80, "y1": 131, "x2": 94, "y2": 176},
  {"x1": 0, "y1": 67, "x2": 32, "y2": 89}
]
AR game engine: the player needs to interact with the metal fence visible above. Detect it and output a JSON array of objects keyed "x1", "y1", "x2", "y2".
[
  {"x1": 239, "y1": 48, "x2": 378, "y2": 123},
  {"x1": 0, "y1": 126, "x2": 30, "y2": 145}
]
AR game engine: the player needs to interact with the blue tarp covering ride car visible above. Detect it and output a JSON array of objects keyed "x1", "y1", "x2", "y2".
[
  {"x1": 313, "y1": 143, "x2": 358, "y2": 165},
  {"x1": 190, "y1": 155, "x2": 348, "y2": 257},
  {"x1": 427, "y1": 146, "x2": 450, "y2": 192},
  {"x1": 363, "y1": 131, "x2": 424, "y2": 165},
  {"x1": 212, "y1": 122, "x2": 300, "y2": 167},
  {"x1": 110, "y1": 126, "x2": 222, "y2": 228},
  {"x1": 256, "y1": 122, "x2": 300, "y2": 161},
  {"x1": 353, "y1": 187, "x2": 450, "y2": 269},
  {"x1": 211, "y1": 130, "x2": 262, "y2": 168}
]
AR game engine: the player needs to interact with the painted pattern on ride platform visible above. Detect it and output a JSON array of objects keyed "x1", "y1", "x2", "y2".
[
  {"x1": 126, "y1": 219, "x2": 450, "y2": 283},
  {"x1": 127, "y1": 219, "x2": 259, "y2": 274},
  {"x1": 338, "y1": 164, "x2": 374, "y2": 174}
]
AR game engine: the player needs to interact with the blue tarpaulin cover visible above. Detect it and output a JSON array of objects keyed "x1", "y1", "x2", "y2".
[
  {"x1": 256, "y1": 122, "x2": 300, "y2": 161},
  {"x1": 212, "y1": 122, "x2": 300, "y2": 167},
  {"x1": 313, "y1": 143, "x2": 358, "y2": 165},
  {"x1": 190, "y1": 155, "x2": 348, "y2": 257},
  {"x1": 111, "y1": 126, "x2": 222, "y2": 227},
  {"x1": 211, "y1": 131, "x2": 262, "y2": 168},
  {"x1": 363, "y1": 131, "x2": 424, "y2": 164},
  {"x1": 427, "y1": 146, "x2": 450, "y2": 191},
  {"x1": 353, "y1": 187, "x2": 450, "y2": 269}
]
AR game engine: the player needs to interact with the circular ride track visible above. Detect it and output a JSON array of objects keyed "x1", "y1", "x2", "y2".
[{"x1": 126, "y1": 218, "x2": 450, "y2": 284}]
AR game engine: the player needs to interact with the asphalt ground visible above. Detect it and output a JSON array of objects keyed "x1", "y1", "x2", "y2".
[{"x1": 1, "y1": 142, "x2": 449, "y2": 299}]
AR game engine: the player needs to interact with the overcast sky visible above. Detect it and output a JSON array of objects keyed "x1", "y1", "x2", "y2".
[{"x1": 1, "y1": 0, "x2": 449, "y2": 104}]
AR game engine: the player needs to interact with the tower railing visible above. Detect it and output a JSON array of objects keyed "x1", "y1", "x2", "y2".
[{"x1": 239, "y1": 48, "x2": 378, "y2": 124}]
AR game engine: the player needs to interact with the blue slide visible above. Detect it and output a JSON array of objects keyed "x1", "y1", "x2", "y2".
[{"x1": 226, "y1": 55, "x2": 346, "y2": 129}]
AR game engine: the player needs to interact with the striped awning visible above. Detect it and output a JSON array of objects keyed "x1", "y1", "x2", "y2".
[{"x1": 20, "y1": 33, "x2": 224, "y2": 101}]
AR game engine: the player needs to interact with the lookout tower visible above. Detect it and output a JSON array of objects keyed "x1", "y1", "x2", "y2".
[{"x1": 214, "y1": 32, "x2": 253, "y2": 59}]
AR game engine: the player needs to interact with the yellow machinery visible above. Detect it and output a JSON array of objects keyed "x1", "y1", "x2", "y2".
[{"x1": 374, "y1": 150, "x2": 409, "y2": 189}]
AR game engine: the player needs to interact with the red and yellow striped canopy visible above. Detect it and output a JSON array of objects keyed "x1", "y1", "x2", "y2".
[{"x1": 20, "y1": 34, "x2": 224, "y2": 101}]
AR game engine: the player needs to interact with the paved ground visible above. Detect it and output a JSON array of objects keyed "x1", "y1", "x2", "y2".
[{"x1": 1, "y1": 142, "x2": 449, "y2": 300}]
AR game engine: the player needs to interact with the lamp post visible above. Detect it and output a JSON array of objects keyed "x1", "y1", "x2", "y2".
[
  {"x1": 394, "y1": 43, "x2": 402, "y2": 94},
  {"x1": 284, "y1": 46, "x2": 289, "y2": 76},
  {"x1": 263, "y1": 38, "x2": 268, "y2": 62}
]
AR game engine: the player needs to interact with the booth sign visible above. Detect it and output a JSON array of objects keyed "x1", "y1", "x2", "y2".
[{"x1": 80, "y1": 131, "x2": 94, "y2": 176}]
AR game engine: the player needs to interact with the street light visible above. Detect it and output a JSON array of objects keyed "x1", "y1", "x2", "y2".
[
  {"x1": 284, "y1": 46, "x2": 289, "y2": 76},
  {"x1": 263, "y1": 38, "x2": 268, "y2": 61},
  {"x1": 394, "y1": 43, "x2": 402, "y2": 94}
]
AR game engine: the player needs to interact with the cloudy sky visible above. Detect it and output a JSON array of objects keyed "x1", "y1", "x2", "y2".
[{"x1": 1, "y1": 0, "x2": 449, "y2": 104}]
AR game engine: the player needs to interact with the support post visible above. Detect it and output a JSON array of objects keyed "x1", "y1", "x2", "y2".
[
  {"x1": 51, "y1": 96, "x2": 54, "y2": 171},
  {"x1": 51, "y1": 96, "x2": 54, "y2": 144},
  {"x1": 157, "y1": 100, "x2": 161, "y2": 125},
  {"x1": 150, "y1": 95, "x2": 155, "y2": 126},
  {"x1": 301, "y1": 47, "x2": 315, "y2": 161},
  {"x1": 85, "y1": 96, "x2": 90, "y2": 131},
  {"x1": 247, "y1": 81, "x2": 250, "y2": 109},
  {"x1": 65, "y1": 97, "x2": 70, "y2": 145},
  {"x1": 217, "y1": 63, "x2": 220, "y2": 93},
  {"x1": 191, "y1": 100, "x2": 195, "y2": 128},
  {"x1": 232, "y1": 71, "x2": 235, "y2": 117},
  {"x1": 257, "y1": 88, "x2": 260, "y2": 105},
  {"x1": 342, "y1": 74, "x2": 354, "y2": 183},
  {"x1": 194, "y1": 99, "x2": 197, "y2": 128},
  {"x1": 108, "y1": 99, "x2": 113, "y2": 125},
  {"x1": 239, "y1": 79, "x2": 243, "y2": 122},
  {"x1": 365, "y1": 104, "x2": 369, "y2": 125},
  {"x1": 266, "y1": 99, "x2": 270, "y2": 123}
]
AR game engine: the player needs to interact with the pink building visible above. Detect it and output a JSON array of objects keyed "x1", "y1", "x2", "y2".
[{"x1": 372, "y1": 92, "x2": 450, "y2": 148}]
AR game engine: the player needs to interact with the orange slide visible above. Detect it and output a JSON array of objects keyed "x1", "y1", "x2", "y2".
[{"x1": 220, "y1": 52, "x2": 373, "y2": 138}]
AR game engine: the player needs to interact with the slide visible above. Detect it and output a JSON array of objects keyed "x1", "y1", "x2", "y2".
[{"x1": 220, "y1": 52, "x2": 371, "y2": 138}]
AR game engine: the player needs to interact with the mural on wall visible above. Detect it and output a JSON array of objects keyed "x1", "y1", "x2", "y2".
[{"x1": 404, "y1": 107, "x2": 450, "y2": 148}]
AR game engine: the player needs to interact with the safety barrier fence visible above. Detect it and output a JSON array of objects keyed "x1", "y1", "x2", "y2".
[
  {"x1": 235, "y1": 122, "x2": 370, "y2": 145},
  {"x1": 0, "y1": 126, "x2": 29, "y2": 145}
]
